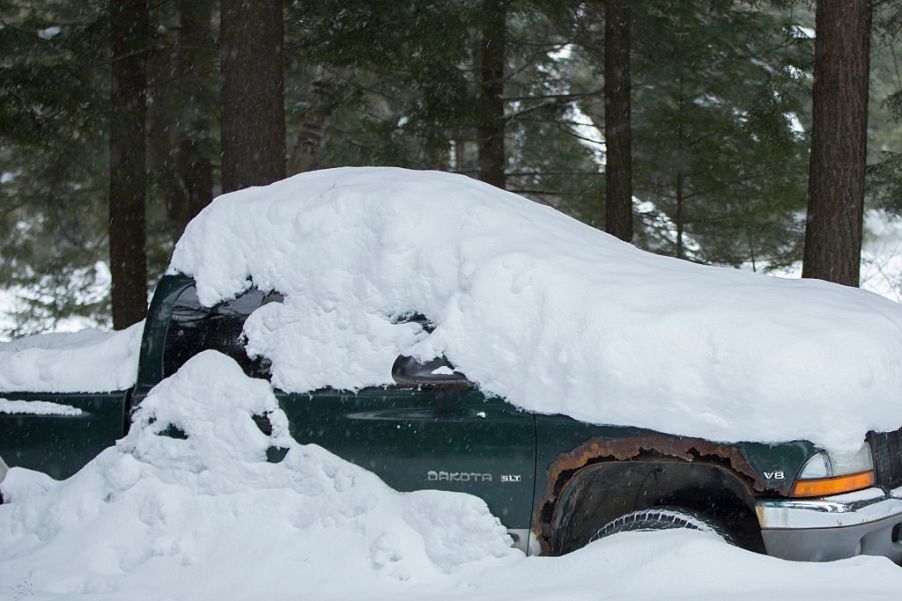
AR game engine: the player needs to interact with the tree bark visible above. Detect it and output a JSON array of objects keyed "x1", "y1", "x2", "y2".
[
  {"x1": 604, "y1": 0, "x2": 633, "y2": 242},
  {"x1": 802, "y1": 0, "x2": 871, "y2": 286},
  {"x1": 220, "y1": 0, "x2": 286, "y2": 193},
  {"x1": 175, "y1": 0, "x2": 214, "y2": 226},
  {"x1": 477, "y1": 0, "x2": 506, "y2": 189},
  {"x1": 146, "y1": 21, "x2": 179, "y2": 233},
  {"x1": 109, "y1": 0, "x2": 149, "y2": 329}
]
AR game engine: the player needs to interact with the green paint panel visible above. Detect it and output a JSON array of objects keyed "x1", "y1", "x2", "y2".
[
  {"x1": 0, "y1": 392, "x2": 128, "y2": 480},
  {"x1": 278, "y1": 387, "x2": 537, "y2": 528},
  {"x1": 737, "y1": 440, "x2": 815, "y2": 494}
]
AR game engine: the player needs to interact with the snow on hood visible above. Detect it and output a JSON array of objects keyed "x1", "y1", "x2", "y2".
[
  {"x1": 0, "y1": 351, "x2": 513, "y2": 597},
  {"x1": 169, "y1": 167, "x2": 902, "y2": 452},
  {"x1": 0, "y1": 321, "x2": 142, "y2": 392}
]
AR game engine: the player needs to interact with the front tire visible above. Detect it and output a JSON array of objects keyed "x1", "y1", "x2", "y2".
[{"x1": 590, "y1": 507, "x2": 734, "y2": 544}]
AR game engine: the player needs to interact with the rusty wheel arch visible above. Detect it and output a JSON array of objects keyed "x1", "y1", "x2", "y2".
[{"x1": 533, "y1": 434, "x2": 768, "y2": 555}]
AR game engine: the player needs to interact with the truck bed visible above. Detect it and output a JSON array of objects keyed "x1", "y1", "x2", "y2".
[{"x1": 0, "y1": 391, "x2": 129, "y2": 479}]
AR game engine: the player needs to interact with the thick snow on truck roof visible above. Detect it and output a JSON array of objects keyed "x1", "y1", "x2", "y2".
[{"x1": 161, "y1": 166, "x2": 902, "y2": 452}]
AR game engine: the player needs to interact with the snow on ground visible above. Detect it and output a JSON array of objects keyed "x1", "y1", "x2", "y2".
[
  {"x1": 0, "y1": 288, "x2": 17, "y2": 337},
  {"x1": 766, "y1": 210, "x2": 902, "y2": 303},
  {"x1": 0, "y1": 321, "x2": 142, "y2": 392},
  {"x1": 171, "y1": 167, "x2": 902, "y2": 452},
  {"x1": 861, "y1": 209, "x2": 902, "y2": 303},
  {"x1": 0, "y1": 261, "x2": 111, "y2": 342},
  {"x1": 2, "y1": 351, "x2": 901, "y2": 601}
]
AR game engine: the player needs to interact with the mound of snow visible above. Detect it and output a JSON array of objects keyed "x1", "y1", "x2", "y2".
[
  {"x1": 0, "y1": 351, "x2": 513, "y2": 599},
  {"x1": 0, "y1": 321, "x2": 142, "y2": 392},
  {"x1": 467, "y1": 529, "x2": 902, "y2": 601},
  {"x1": 169, "y1": 167, "x2": 902, "y2": 452}
]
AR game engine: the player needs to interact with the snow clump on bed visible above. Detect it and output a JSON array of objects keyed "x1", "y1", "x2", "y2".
[
  {"x1": 169, "y1": 167, "x2": 902, "y2": 452},
  {"x1": 0, "y1": 322, "x2": 142, "y2": 392},
  {"x1": 0, "y1": 351, "x2": 513, "y2": 598}
]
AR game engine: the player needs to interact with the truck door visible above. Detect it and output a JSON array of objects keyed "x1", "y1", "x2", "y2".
[
  {"x1": 278, "y1": 385, "x2": 537, "y2": 533},
  {"x1": 154, "y1": 282, "x2": 537, "y2": 534}
]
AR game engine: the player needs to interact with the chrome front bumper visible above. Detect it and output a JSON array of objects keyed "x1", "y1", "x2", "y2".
[{"x1": 756, "y1": 486, "x2": 902, "y2": 562}]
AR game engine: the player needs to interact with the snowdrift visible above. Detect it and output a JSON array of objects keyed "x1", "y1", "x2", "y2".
[
  {"x1": 2, "y1": 352, "x2": 902, "y2": 601},
  {"x1": 0, "y1": 322, "x2": 141, "y2": 393},
  {"x1": 170, "y1": 167, "x2": 902, "y2": 451},
  {"x1": 0, "y1": 351, "x2": 513, "y2": 599}
]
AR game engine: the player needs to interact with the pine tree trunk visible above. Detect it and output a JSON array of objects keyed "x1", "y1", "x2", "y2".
[
  {"x1": 146, "y1": 28, "x2": 181, "y2": 232},
  {"x1": 802, "y1": 0, "x2": 871, "y2": 286},
  {"x1": 220, "y1": 0, "x2": 286, "y2": 193},
  {"x1": 109, "y1": 0, "x2": 149, "y2": 329},
  {"x1": 477, "y1": 0, "x2": 505, "y2": 189},
  {"x1": 175, "y1": 0, "x2": 214, "y2": 226},
  {"x1": 604, "y1": 0, "x2": 633, "y2": 242}
]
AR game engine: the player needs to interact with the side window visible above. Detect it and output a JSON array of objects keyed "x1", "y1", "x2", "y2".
[{"x1": 163, "y1": 285, "x2": 283, "y2": 379}]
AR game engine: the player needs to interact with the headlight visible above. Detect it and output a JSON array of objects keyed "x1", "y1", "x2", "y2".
[
  {"x1": 792, "y1": 443, "x2": 875, "y2": 497},
  {"x1": 798, "y1": 451, "x2": 831, "y2": 479}
]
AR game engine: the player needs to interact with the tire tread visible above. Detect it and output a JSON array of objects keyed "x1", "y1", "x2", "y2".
[{"x1": 590, "y1": 506, "x2": 734, "y2": 544}]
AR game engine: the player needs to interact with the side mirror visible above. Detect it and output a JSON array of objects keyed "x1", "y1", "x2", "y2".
[{"x1": 391, "y1": 355, "x2": 472, "y2": 389}]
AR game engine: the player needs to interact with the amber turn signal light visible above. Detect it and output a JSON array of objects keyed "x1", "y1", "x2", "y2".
[{"x1": 791, "y1": 470, "x2": 875, "y2": 498}]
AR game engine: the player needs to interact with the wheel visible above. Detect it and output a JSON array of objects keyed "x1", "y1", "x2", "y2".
[{"x1": 589, "y1": 506, "x2": 735, "y2": 544}]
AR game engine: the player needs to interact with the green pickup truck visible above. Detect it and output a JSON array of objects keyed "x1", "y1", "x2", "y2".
[{"x1": 2, "y1": 271, "x2": 902, "y2": 563}]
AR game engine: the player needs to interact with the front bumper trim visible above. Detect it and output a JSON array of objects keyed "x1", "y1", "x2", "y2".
[{"x1": 757, "y1": 487, "x2": 902, "y2": 562}]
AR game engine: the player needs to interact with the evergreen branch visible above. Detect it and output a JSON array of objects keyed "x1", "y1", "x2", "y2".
[{"x1": 503, "y1": 89, "x2": 602, "y2": 102}]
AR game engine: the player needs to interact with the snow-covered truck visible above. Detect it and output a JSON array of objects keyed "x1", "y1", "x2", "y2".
[{"x1": 2, "y1": 168, "x2": 902, "y2": 563}]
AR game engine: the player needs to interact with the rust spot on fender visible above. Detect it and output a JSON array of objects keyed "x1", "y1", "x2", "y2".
[{"x1": 532, "y1": 434, "x2": 767, "y2": 554}]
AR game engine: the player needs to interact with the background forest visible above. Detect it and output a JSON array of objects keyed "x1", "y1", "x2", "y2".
[{"x1": 1, "y1": 0, "x2": 901, "y2": 337}]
